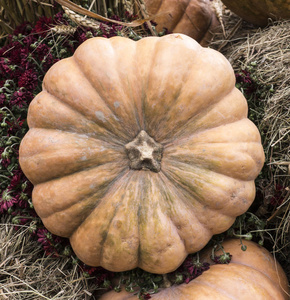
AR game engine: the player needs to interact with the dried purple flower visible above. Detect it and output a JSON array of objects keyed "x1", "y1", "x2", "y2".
[
  {"x1": 33, "y1": 16, "x2": 53, "y2": 37},
  {"x1": 10, "y1": 89, "x2": 33, "y2": 107},
  {"x1": 141, "y1": 293, "x2": 152, "y2": 300},
  {"x1": 169, "y1": 254, "x2": 210, "y2": 285},
  {"x1": 18, "y1": 69, "x2": 38, "y2": 91},
  {"x1": 0, "y1": 189, "x2": 18, "y2": 213}
]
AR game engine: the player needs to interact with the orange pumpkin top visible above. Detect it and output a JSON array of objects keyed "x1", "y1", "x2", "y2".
[{"x1": 19, "y1": 34, "x2": 265, "y2": 273}]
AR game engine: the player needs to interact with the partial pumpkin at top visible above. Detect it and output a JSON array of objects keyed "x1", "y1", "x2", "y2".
[
  {"x1": 19, "y1": 33, "x2": 265, "y2": 274},
  {"x1": 143, "y1": 0, "x2": 219, "y2": 46},
  {"x1": 221, "y1": 0, "x2": 290, "y2": 26}
]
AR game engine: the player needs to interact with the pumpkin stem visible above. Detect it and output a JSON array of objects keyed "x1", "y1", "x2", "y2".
[{"x1": 125, "y1": 130, "x2": 163, "y2": 172}]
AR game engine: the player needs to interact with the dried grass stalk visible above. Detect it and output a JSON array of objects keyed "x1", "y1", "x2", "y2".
[
  {"x1": 50, "y1": 24, "x2": 77, "y2": 35},
  {"x1": 60, "y1": 0, "x2": 155, "y2": 39},
  {"x1": 210, "y1": 0, "x2": 225, "y2": 36},
  {"x1": 0, "y1": 0, "x2": 56, "y2": 36},
  {"x1": 0, "y1": 0, "x2": 109, "y2": 36},
  {"x1": 62, "y1": 6, "x2": 103, "y2": 30},
  {"x1": 55, "y1": 0, "x2": 147, "y2": 27},
  {"x1": 211, "y1": 19, "x2": 290, "y2": 279},
  {"x1": 213, "y1": 20, "x2": 289, "y2": 183},
  {"x1": 0, "y1": 217, "x2": 97, "y2": 299}
]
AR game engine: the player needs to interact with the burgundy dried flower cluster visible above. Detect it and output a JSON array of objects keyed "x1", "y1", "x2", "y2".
[
  {"x1": 169, "y1": 255, "x2": 210, "y2": 284},
  {"x1": 80, "y1": 264, "x2": 116, "y2": 288},
  {"x1": 0, "y1": 13, "x2": 70, "y2": 215},
  {"x1": 211, "y1": 252, "x2": 232, "y2": 264},
  {"x1": 0, "y1": 9, "x2": 140, "y2": 289},
  {"x1": 235, "y1": 69, "x2": 256, "y2": 95},
  {"x1": 0, "y1": 11, "x2": 105, "y2": 239},
  {"x1": 140, "y1": 293, "x2": 152, "y2": 300},
  {"x1": 36, "y1": 228, "x2": 67, "y2": 256}
]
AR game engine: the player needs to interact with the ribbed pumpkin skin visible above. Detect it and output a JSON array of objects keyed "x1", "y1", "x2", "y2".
[
  {"x1": 19, "y1": 34, "x2": 265, "y2": 274},
  {"x1": 144, "y1": 0, "x2": 219, "y2": 46},
  {"x1": 100, "y1": 239, "x2": 290, "y2": 300},
  {"x1": 221, "y1": 0, "x2": 290, "y2": 26}
]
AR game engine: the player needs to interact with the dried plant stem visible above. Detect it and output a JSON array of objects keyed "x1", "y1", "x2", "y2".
[
  {"x1": 136, "y1": 0, "x2": 157, "y2": 36},
  {"x1": 55, "y1": 0, "x2": 147, "y2": 27},
  {"x1": 0, "y1": 0, "x2": 56, "y2": 35},
  {"x1": 50, "y1": 24, "x2": 77, "y2": 35},
  {"x1": 62, "y1": 6, "x2": 103, "y2": 30},
  {"x1": 0, "y1": 217, "x2": 96, "y2": 299},
  {"x1": 211, "y1": 0, "x2": 225, "y2": 36}
]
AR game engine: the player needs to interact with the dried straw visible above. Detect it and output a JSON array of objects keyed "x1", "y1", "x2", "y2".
[
  {"x1": 62, "y1": 6, "x2": 104, "y2": 30},
  {"x1": 0, "y1": 0, "x2": 56, "y2": 37},
  {"x1": 0, "y1": 216, "x2": 98, "y2": 300},
  {"x1": 211, "y1": 14, "x2": 290, "y2": 280},
  {"x1": 223, "y1": 20, "x2": 289, "y2": 184}
]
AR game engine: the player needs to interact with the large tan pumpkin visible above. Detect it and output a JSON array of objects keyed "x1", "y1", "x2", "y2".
[
  {"x1": 143, "y1": 0, "x2": 219, "y2": 46},
  {"x1": 221, "y1": 0, "x2": 290, "y2": 26},
  {"x1": 100, "y1": 239, "x2": 290, "y2": 300},
  {"x1": 19, "y1": 34, "x2": 265, "y2": 274}
]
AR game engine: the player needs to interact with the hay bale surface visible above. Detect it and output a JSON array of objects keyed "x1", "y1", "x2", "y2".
[
  {"x1": 212, "y1": 12, "x2": 289, "y2": 282},
  {"x1": 0, "y1": 217, "x2": 97, "y2": 300}
]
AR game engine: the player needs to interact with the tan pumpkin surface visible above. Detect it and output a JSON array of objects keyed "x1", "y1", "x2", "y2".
[
  {"x1": 144, "y1": 0, "x2": 219, "y2": 46},
  {"x1": 221, "y1": 0, "x2": 290, "y2": 26},
  {"x1": 19, "y1": 34, "x2": 265, "y2": 273},
  {"x1": 100, "y1": 239, "x2": 290, "y2": 300}
]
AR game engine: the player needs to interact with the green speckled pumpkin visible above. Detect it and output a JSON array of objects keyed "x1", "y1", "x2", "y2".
[
  {"x1": 221, "y1": 0, "x2": 290, "y2": 26},
  {"x1": 19, "y1": 34, "x2": 264, "y2": 274}
]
